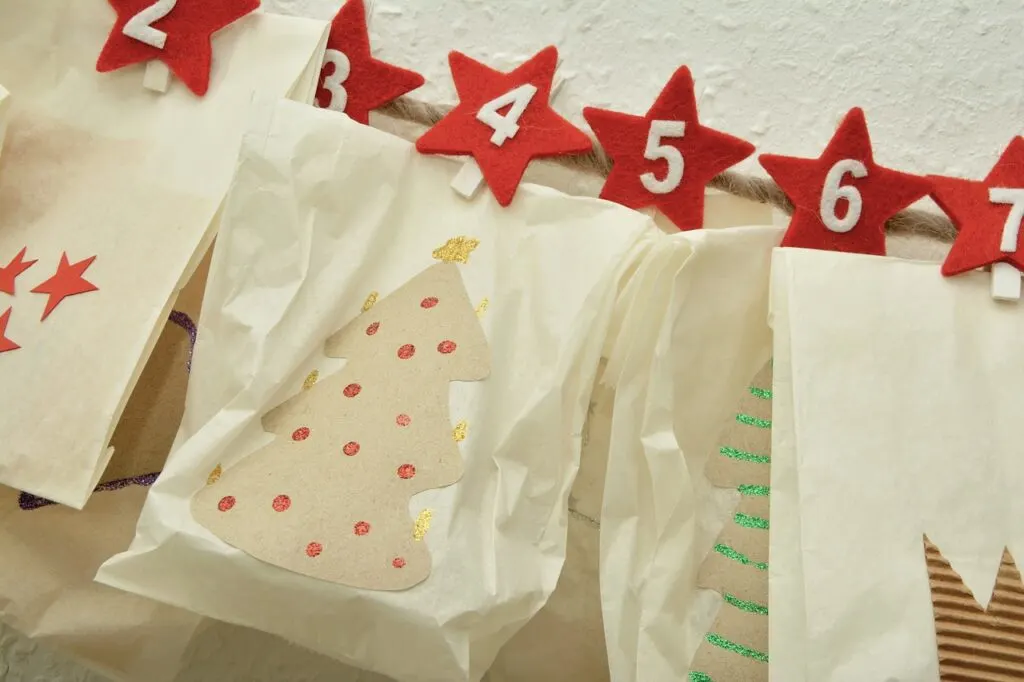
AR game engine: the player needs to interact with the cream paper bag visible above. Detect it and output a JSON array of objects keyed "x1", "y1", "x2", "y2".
[
  {"x1": 0, "y1": 0, "x2": 327, "y2": 509},
  {"x1": 97, "y1": 98, "x2": 663, "y2": 681},
  {"x1": 0, "y1": 289, "x2": 205, "y2": 682},
  {"x1": 769, "y1": 247, "x2": 1024, "y2": 682},
  {"x1": 598, "y1": 221, "x2": 781, "y2": 682}
]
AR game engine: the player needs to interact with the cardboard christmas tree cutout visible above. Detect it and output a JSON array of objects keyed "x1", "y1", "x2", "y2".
[{"x1": 194, "y1": 263, "x2": 490, "y2": 590}]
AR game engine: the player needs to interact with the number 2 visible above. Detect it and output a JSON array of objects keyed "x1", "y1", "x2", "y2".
[
  {"x1": 320, "y1": 49, "x2": 352, "y2": 113},
  {"x1": 990, "y1": 188, "x2": 1024, "y2": 253},
  {"x1": 640, "y1": 120, "x2": 686, "y2": 194},
  {"x1": 820, "y1": 159, "x2": 868, "y2": 233},
  {"x1": 477, "y1": 84, "x2": 538, "y2": 146},
  {"x1": 123, "y1": 0, "x2": 177, "y2": 50}
]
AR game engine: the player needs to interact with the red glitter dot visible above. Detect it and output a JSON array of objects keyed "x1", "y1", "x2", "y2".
[
  {"x1": 291, "y1": 427, "x2": 310, "y2": 441},
  {"x1": 366, "y1": 321, "x2": 380, "y2": 336},
  {"x1": 217, "y1": 496, "x2": 236, "y2": 512},
  {"x1": 343, "y1": 441, "x2": 360, "y2": 456},
  {"x1": 437, "y1": 340, "x2": 457, "y2": 354},
  {"x1": 396, "y1": 413, "x2": 411, "y2": 427},
  {"x1": 397, "y1": 343, "x2": 416, "y2": 359},
  {"x1": 393, "y1": 557, "x2": 406, "y2": 569},
  {"x1": 343, "y1": 383, "x2": 361, "y2": 398},
  {"x1": 306, "y1": 542, "x2": 322, "y2": 558},
  {"x1": 397, "y1": 464, "x2": 416, "y2": 479},
  {"x1": 272, "y1": 495, "x2": 291, "y2": 512},
  {"x1": 421, "y1": 297, "x2": 438, "y2": 309},
  {"x1": 354, "y1": 521, "x2": 371, "y2": 536}
]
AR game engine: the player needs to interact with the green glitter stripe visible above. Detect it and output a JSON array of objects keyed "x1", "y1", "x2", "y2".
[
  {"x1": 714, "y1": 543, "x2": 768, "y2": 570},
  {"x1": 734, "y1": 512, "x2": 770, "y2": 530},
  {"x1": 688, "y1": 673, "x2": 714, "y2": 682},
  {"x1": 723, "y1": 592, "x2": 769, "y2": 616},
  {"x1": 705, "y1": 633, "x2": 769, "y2": 663},
  {"x1": 719, "y1": 446, "x2": 770, "y2": 464},
  {"x1": 738, "y1": 484, "x2": 770, "y2": 497},
  {"x1": 736, "y1": 413, "x2": 772, "y2": 429},
  {"x1": 749, "y1": 386, "x2": 772, "y2": 400}
]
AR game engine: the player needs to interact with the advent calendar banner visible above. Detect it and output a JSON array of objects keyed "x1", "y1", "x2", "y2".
[
  {"x1": 770, "y1": 248, "x2": 1024, "y2": 681},
  {"x1": 98, "y1": 98, "x2": 658, "y2": 682},
  {"x1": 0, "y1": 0, "x2": 327, "y2": 508}
]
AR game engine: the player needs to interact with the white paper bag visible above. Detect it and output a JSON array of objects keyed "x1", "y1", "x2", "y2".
[
  {"x1": 769, "y1": 248, "x2": 1024, "y2": 682},
  {"x1": 598, "y1": 223, "x2": 781, "y2": 682},
  {"x1": 97, "y1": 98, "x2": 663, "y2": 681},
  {"x1": 0, "y1": 0, "x2": 327, "y2": 509}
]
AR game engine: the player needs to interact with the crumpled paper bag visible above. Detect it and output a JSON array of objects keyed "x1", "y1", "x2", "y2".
[
  {"x1": 0, "y1": 0, "x2": 327, "y2": 509},
  {"x1": 0, "y1": 251, "x2": 210, "y2": 682},
  {"x1": 97, "y1": 97, "x2": 663, "y2": 682},
  {"x1": 769, "y1": 247, "x2": 1024, "y2": 682},
  {"x1": 597, "y1": 221, "x2": 781, "y2": 682}
]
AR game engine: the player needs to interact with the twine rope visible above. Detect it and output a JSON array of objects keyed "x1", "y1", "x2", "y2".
[{"x1": 378, "y1": 96, "x2": 957, "y2": 243}]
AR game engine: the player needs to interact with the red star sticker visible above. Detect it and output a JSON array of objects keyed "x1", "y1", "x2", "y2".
[
  {"x1": 0, "y1": 308, "x2": 18, "y2": 354},
  {"x1": 416, "y1": 46, "x2": 592, "y2": 207},
  {"x1": 759, "y1": 107, "x2": 931, "y2": 256},
  {"x1": 31, "y1": 253, "x2": 100, "y2": 321},
  {"x1": 932, "y1": 137, "x2": 1024, "y2": 277},
  {"x1": 315, "y1": 0, "x2": 425, "y2": 125},
  {"x1": 582, "y1": 66, "x2": 754, "y2": 231},
  {"x1": 96, "y1": 0, "x2": 260, "y2": 96},
  {"x1": 0, "y1": 247, "x2": 37, "y2": 296}
]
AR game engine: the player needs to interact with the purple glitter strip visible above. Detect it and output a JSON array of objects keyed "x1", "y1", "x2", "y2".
[
  {"x1": 168, "y1": 310, "x2": 197, "y2": 373},
  {"x1": 18, "y1": 472, "x2": 160, "y2": 511}
]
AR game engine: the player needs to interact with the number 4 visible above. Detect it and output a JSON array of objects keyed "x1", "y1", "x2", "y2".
[
  {"x1": 640, "y1": 120, "x2": 686, "y2": 194},
  {"x1": 123, "y1": 0, "x2": 178, "y2": 50},
  {"x1": 477, "y1": 84, "x2": 538, "y2": 146}
]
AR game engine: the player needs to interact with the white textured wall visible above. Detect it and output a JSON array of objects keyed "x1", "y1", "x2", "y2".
[
  {"x1": 5, "y1": 1, "x2": 1022, "y2": 680},
  {"x1": 274, "y1": 0, "x2": 1024, "y2": 179}
]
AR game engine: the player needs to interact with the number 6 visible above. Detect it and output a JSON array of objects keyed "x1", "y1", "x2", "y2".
[
  {"x1": 640, "y1": 120, "x2": 686, "y2": 194},
  {"x1": 820, "y1": 159, "x2": 868, "y2": 233},
  {"x1": 123, "y1": 0, "x2": 178, "y2": 50}
]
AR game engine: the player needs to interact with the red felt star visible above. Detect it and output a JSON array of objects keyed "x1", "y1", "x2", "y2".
[
  {"x1": 759, "y1": 108, "x2": 931, "y2": 256},
  {"x1": 96, "y1": 0, "x2": 260, "y2": 96},
  {"x1": 582, "y1": 66, "x2": 754, "y2": 231},
  {"x1": 0, "y1": 247, "x2": 36, "y2": 296},
  {"x1": 932, "y1": 137, "x2": 1024, "y2": 277},
  {"x1": 416, "y1": 46, "x2": 592, "y2": 207},
  {"x1": 31, "y1": 253, "x2": 100, "y2": 321},
  {"x1": 0, "y1": 307, "x2": 18, "y2": 354},
  {"x1": 315, "y1": 0, "x2": 425, "y2": 125}
]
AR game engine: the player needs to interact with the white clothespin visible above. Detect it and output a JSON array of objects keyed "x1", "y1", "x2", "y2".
[
  {"x1": 122, "y1": 0, "x2": 178, "y2": 93},
  {"x1": 989, "y1": 187, "x2": 1024, "y2": 301},
  {"x1": 451, "y1": 60, "x2": 568, "y2": 200},
  {"x1": 0, "y1": 85, "x2": 11, "y2": 155}
]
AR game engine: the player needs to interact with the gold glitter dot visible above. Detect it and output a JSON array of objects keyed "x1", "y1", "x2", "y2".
[
  {"x1": 302, "y1": 369, "x2": 319, "y2": 391},
  {"x1": 413, "y1": 508, "x2": 433, "y2": 541},
  {"x1": 475, "y1": 298, "x2": 489, "y2": 318},
  {"x1": 362, "y1": 291, "x2": 379, "y2": 312},
  {"x1": 452, "y1": 420, "x2": 468, "y2": 442},
  {"x1": 207, "y1": 464, "x2": 222, "y2": 486},
  {"x1": 432, "y1": 236, "x2": 480, "y2": 264}
]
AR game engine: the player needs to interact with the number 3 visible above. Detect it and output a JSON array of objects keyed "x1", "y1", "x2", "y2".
[
  {"x1": 640, "y1": 120, "x2": 686, "y2": 194},
  {"x1": 820, "y1": 159, "x2": 868, "y2": 233},
  {"x1": 123, "y1": 0, "x2": 177, "y2": 50},
  {"x1": 990, "y1": 188, "x2": 1024, "y2": 253},
  {"x1": 319, "y1": 49, "x2": 352, "y2": 113},
  {"x1": 477, "y1": 84, "x2": 538, "y2": 146}
]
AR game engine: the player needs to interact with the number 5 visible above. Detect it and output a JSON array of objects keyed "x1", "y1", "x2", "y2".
[
  {"x1": 320, "y1": 49, "x2": 352, "y2": 113},
  {"x1": 820, "y1": 159, "x2": 868, "y2": 233},
  {"x1": 990, "y1": 188, "x2": 1024, "y2": 253},
  {"x1": 640, "y1": 120, "x2": 686, "y2": 194},
  {"x1": 123, "y1": 0, "x2": 178, "y2": 50}
]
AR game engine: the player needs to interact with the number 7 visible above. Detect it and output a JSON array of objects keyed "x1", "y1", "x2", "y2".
[
  {"x1": 990, "y1": 187, "x2": 1024, "y2": 253},
  {"x1": 123, "y1": 0, "x2": 178, "y2": 50}
]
